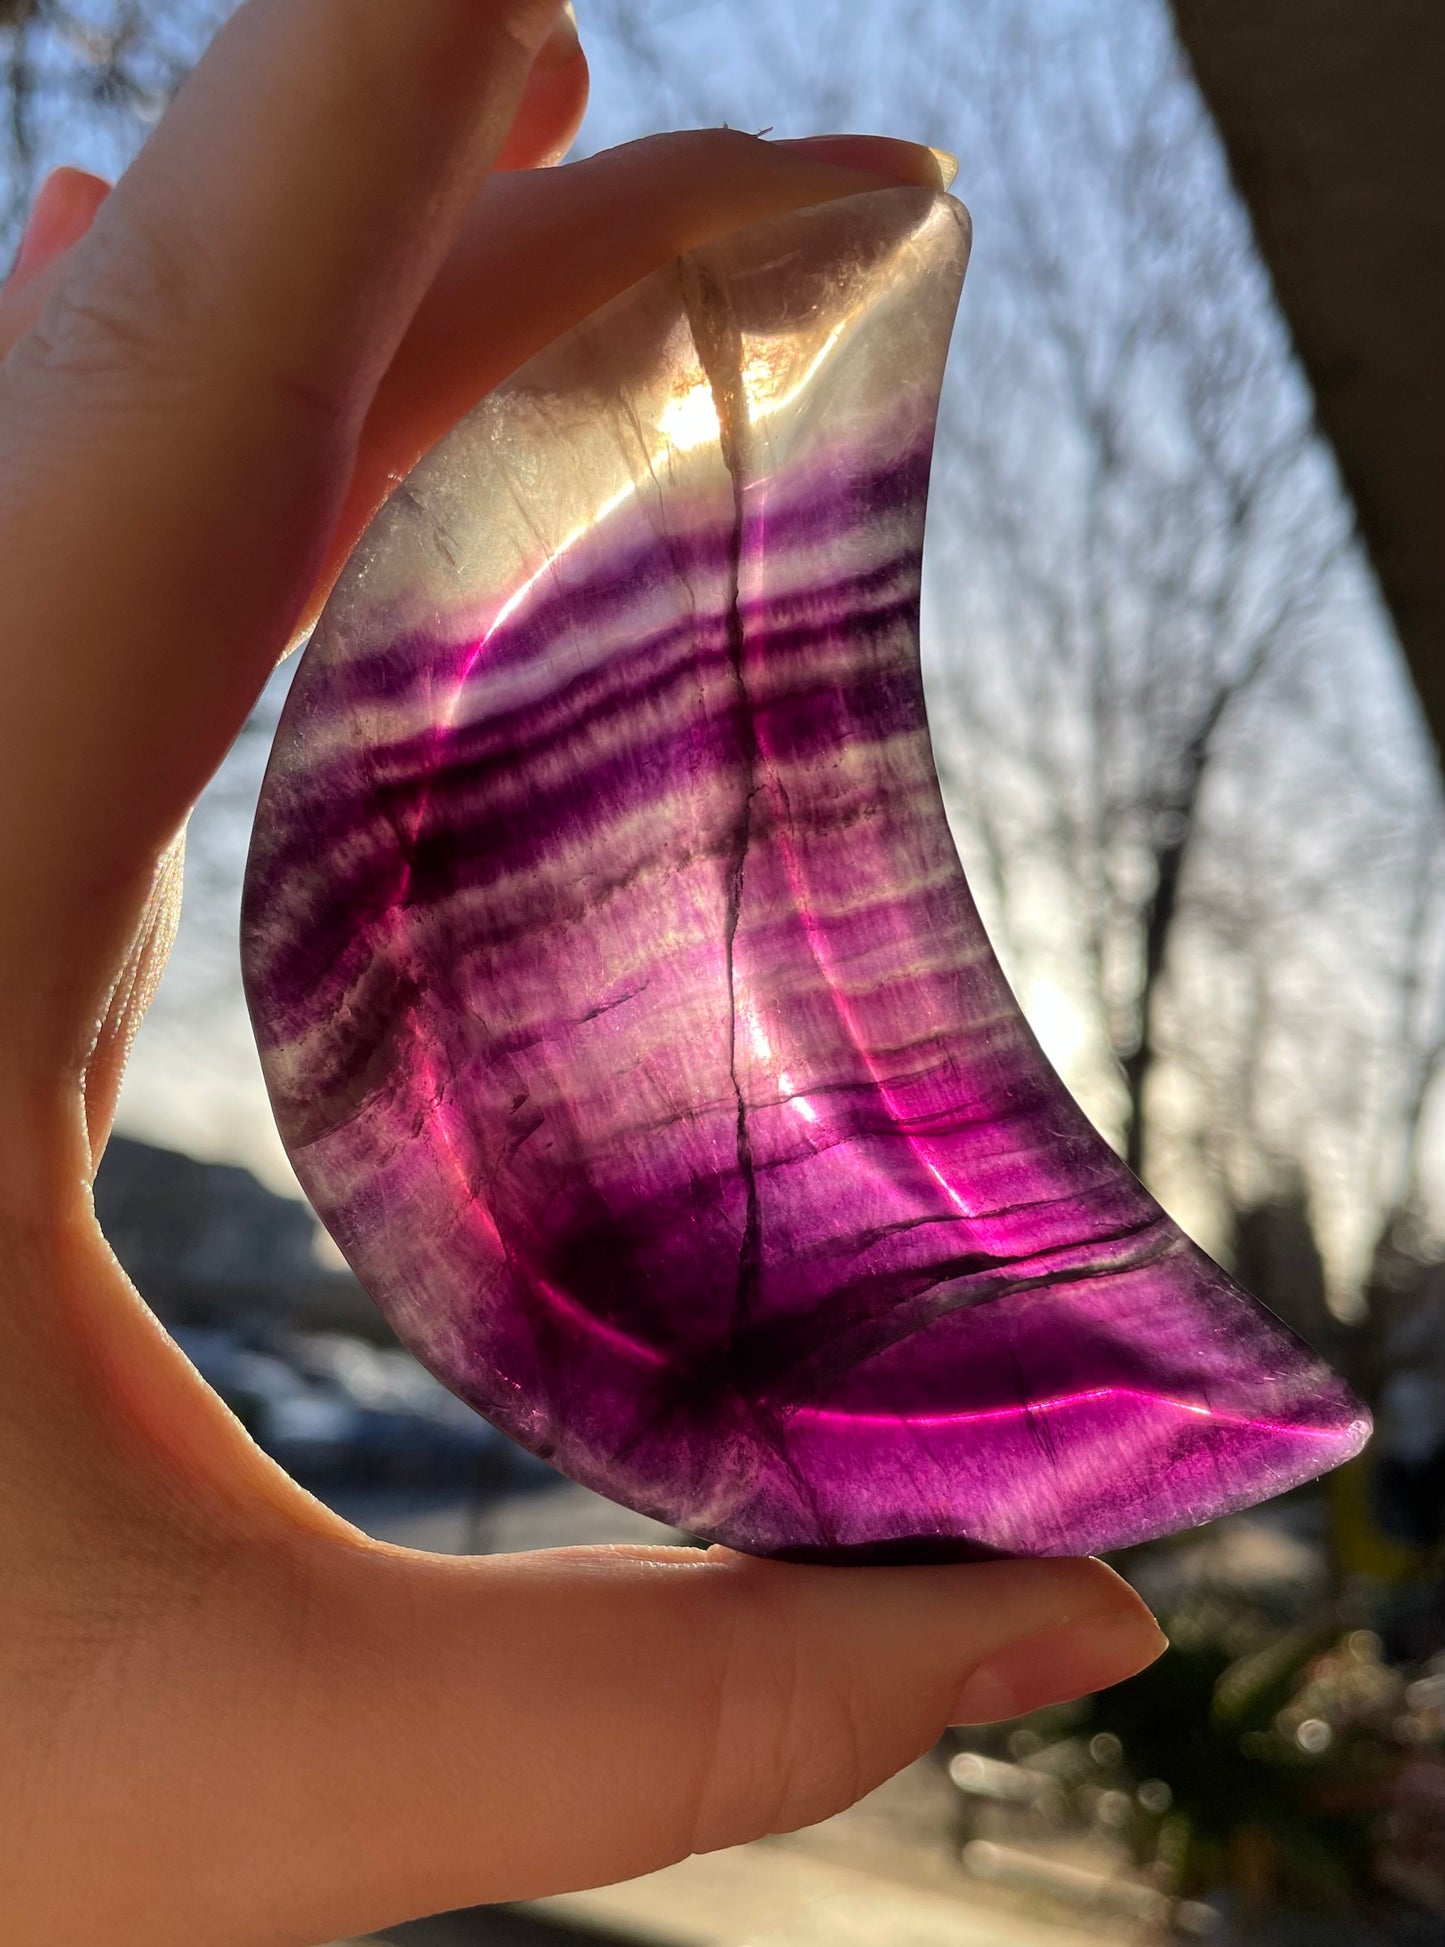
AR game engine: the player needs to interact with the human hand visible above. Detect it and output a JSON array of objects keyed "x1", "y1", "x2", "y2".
[{"x1": 0, "y1": 4, "x2": 1166, "y2": 1941}]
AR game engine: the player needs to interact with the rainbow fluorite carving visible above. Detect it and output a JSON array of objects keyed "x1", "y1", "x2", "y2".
[{"x1": 242, "y1": 187, "x2": 1369, "y2": 1560}]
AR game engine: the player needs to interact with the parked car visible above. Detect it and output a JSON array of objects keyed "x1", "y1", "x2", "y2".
[
  {"x1": 170, "y1": 1326, "x2": 556, "y2": 1490},
  {"x1": 171, "y1": 1328, "x2": 360, "y2": 1474}
]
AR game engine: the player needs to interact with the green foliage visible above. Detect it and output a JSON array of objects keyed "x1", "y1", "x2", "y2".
[{"x1": 1072, "y1": 1596, "x2": 1440, "y2": 1915}]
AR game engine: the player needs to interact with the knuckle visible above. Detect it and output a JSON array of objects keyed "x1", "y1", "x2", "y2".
[
  {"x1": 685, "y1": 1584, "x2": 875, "y2": 1856},
  {"x1": 0, "y1": 208, "x2": 349, "y2": 446},
  {"x1": 5, "y1": 211, "x2": 214, "y2": 404}
]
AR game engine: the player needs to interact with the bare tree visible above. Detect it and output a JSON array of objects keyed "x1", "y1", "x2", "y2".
[
  {"x1": 931, "y1": 14, "x2": 1360, "y2": 1183},
  {"x1": 0, "y1": 0, "x2": 217, "y2": 249}
]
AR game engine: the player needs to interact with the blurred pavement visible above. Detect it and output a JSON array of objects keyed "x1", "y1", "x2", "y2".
[{"x1": 524, "y1": 1841, "x2": 1127, "y2": 1946}]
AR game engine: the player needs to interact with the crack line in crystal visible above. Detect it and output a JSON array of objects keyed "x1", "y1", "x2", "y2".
[{"x1": 681, "y1": 255, "x2": 764, "y2": 1342}]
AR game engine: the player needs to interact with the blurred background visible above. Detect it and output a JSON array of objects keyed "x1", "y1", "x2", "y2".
[{"x1": 2, "y1": 1, "x2": 1440, "y2": 1942}]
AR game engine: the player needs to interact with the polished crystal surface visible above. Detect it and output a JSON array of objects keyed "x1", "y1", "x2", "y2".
[{"x1": 243, "y1": 187, "x2": 1369, "y2": 1560}]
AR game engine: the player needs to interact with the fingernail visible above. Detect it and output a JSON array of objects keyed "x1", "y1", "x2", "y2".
[
  {"x1": 534, "y1": 1, "x2": 582, "y2": 70},
  {"x1": 929, "y1": 147, "x2": 960, "y2": 191},
  {"x1": 10, "y1": 171, "x2": 70, "y2": 285},
  {"x1": 949, "y1": 1612, "x2": 1168, "y2": 1725},
  {"x1": 7, "y1": 167, "x2": 107, "y2": 290},
  {"x1": 772, "y1": 134, "x2": 954, "y2": 193}
]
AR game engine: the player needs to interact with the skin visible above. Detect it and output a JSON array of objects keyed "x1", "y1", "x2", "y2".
[{"x1": 0, "y1": 4, "x2": 1167, "y2": 1942}]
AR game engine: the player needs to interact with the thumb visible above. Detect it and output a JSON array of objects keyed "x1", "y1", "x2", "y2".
[{"x1": 243, "y1": 1540, "x2": 1166, "y2": 1939}]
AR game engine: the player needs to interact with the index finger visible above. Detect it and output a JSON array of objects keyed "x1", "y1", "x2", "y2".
[{"x1": 0, "y1": 0, "x2": 572, "y2": 1059}]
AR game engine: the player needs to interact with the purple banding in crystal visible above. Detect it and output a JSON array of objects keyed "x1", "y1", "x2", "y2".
[{"x1": 243, "y1": 189, "x2": 1368, "y2": 1560}]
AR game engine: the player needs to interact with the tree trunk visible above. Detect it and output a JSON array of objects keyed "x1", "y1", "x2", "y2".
[{"x1": 1121, "y1": 825, "x2": 1190, "y2": 1178}]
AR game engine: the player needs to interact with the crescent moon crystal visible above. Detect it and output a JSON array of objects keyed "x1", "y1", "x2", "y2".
[{"x1": 242, "y1": 187, "x2": 1369, "y2": 1561}]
